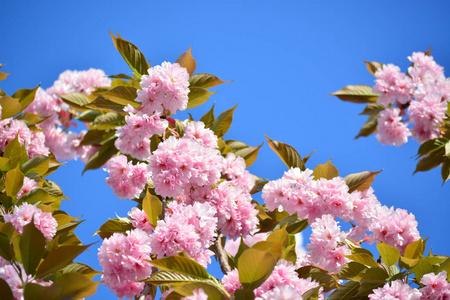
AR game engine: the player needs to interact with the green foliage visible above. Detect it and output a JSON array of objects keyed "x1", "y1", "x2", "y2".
[
  {"x1": 265, "y1": 135, "x2": 306, "y2": 170},
  {"x1": 331, "y1": 85, "x2": 379, "y2": 103},
  {"x1": 312, "y1": 159, "x2": 339, "y2": 180}
]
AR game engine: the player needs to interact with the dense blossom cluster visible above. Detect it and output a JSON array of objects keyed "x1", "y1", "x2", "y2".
[
  {"x1": 373, "y1": 52, "x2": 450, "y2": 146},
  {"x1": 136, "y1": 62, "x2": 190, "y2": 115},
  {"x1": 3, "y1": 203, "x2": 58, "y2": 241},
  {"x1": 25, "y1": 69, "x2": 111, "y2": 161},
  {"x1": 98, "y1": 229, "x2": 153, "y2": 299},
  {"x1": 262, "y1": 167, "x2": 420, "y2": 254}
]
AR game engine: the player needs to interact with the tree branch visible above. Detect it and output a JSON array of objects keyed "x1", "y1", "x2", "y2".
[{"x1": 214, "y1": 236, "x2": 231, "y2": 274}]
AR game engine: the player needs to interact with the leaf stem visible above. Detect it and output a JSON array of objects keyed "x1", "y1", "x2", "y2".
[{"x1": 214, "y1": 236, "x2": 231, "y2": 275}]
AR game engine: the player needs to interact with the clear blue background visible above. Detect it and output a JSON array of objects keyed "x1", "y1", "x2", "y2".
[{"x1": 1, "y1": 1, "x2": 449, "y2": 299}]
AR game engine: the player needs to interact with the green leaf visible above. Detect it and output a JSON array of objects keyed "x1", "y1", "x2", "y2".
[
  {"x1": 75, "y1": 110, "x2": 102, "y2": 122},
  {"x1": 0, "y1": 157, "x2": 11, "y2": 171},
  {"x1": 353, "y1": 282, "x2": 384, "y2": 297},
  {"x1": 411, "y1": 258, "x2": 433, "y2": 283},
  {"x1": 443, "y1": 158, "x2": 450, "y2": 184},
  {"x1": 312, "y1": 158, "x2": 339, "y2": 180},
  {"x1": 23, "y1": 283, "x2": 60, "y2": 300},
  {"x1": 344, "y1": 170, "x2": 382, "y2": 193},
  {"x1": 414, "y1": 149, "x2": 445, "y2": 174},
  {"x1": 0, "y1": 223, "x2": 13, "y2": 238},
  {"x1": 211, "y1": 104, "x2": 237, "y2": 137},
  {"x1": 79, "y1": 130, "x2": 107, "y2": 146},
  {"x1": 377, "y1": 242, "x2": 400, "y2": 266},
  {"x1": 4, "y1": 135, "x2": 22, "y2": 168},
  {"x1": 94, "y1": 218, "x2": 133, "y2": 239},
  {"x1": 267, "y1": 227, "x2": 289, "y2": 248},
  {"x1": 238, "y1": 242, "x2": 281, "y2": 289},
  {"x1": 167, "y1": 282, "x2": 226, "y2": 300},
  {"x1": 250, "y1": 177, "x2": 269, "y2": 195},
  {"x1": 100, "y1": 86, "x2": 140, "y2": 108},
  {"x1": 286, "y1": 218, "x2": 309, "y2": 234},
  {"x1": 5, "y1": 165, "x2": 24, "y2": 197},
  {"x1": 404, "y1": 238, "x2": 424, "y2": 259},
  {"x1": 20, "y1": 155, "x2": 49, "y2": 175},
  {"x1": 308, "y1": 272, "x2": 339, "y2": 293},
  {"x1": 417, "y1": 138, "x2": 448, "y2": 156},
  {"x1": 20, "y1": 221, "x2": 46, "y2": 275},
  {"x1": 363, "y1": 60, "x2": 384, "y2": 76},
  {"x1": 150, "y1": 255, "x2": 211, "y2": 280},
  {"x1": 344, "y1": 254, "x2": 379, "y2": 268},
  {"x1": 57, "y1": 93, "x2": 92, "y2": 111},
  {"x1": 90, "y1": 112, "x2": 125, "y2": 130},
  {"x1": 176, "y1": 47, "x2": 197, "y2": 76},
  {"x1": 110, "y1": 31, "x2": 148, "y2": 79},
  {"x1": 302, "y1": 286, "x2": 321, "y2": 300},
  {"x1": 359, "y1": 267, "x2": 389, "y2": 283},
  {"x1": 331, "y1": 85, "x2": 379, "y2": 103},
  {"x1": 356, "y1": 114, "x2": 378, "y2": 139},
  {"x1": 200, "y1": 104, "x2": 215, "y2": 129},
  {"x1": 0, "y1": 233, "x2": 14, "y2": 261},
  {"x1": 142, "y1": 190, "x2": 162, "y2": 228},
  {"x1": 0, "y1": 278, "x2": 14, "y2": 300},
  {"x1": 303, "y1": 150, "x2": 316, "y2": 165},
  {"x1": 0, "y1": 72, "x2": 11, "y2": 81},
  {"x1": 82, "y1": 138, "x2": 119, "y2": 174},
  {"x1": 57, "y1": 263, "x2": 101, "y2": 280},
  {"x1": 327, "y1": 281, "x2": 360, "y2": 300},
  {"x1": 234, "y1": 142, "x2": 264, "y2": 167},
  {"x1": 189, "y1": 73, "x2": 231, "y2": 89},
  {"x1": 0, "y1": 95, "x2": 22, "y2": 119},
  {"x1": 400, "y1": 256, "x2": 420, "y2": 268},
  {"x1": 52, "y1": 273, "x2": 100, "y2": 300},
  {"x1": 36, "y1": 244, "x2": 91, "y2": 278},
  {"x1": 186, "y1": 87, "x2": 216, "y2": 109},
  {"x1": 265, "y1": 136, "x2": 305, "y2": 170},
  {"x1": 13, "y1": 85, "x2": 40, "y2": 111},
  {"x1": 338, "y1": 262, "x2": 367, "y2": 280},
  {"x1": 234, "y1": 289, "x2": 255, "y2": 300},
  {"x1": 144, "y1": 270, "x2": 208, "y2": 286},
  {"x1": 359, "y1": 103, "x2": 385, "y2": 115}
]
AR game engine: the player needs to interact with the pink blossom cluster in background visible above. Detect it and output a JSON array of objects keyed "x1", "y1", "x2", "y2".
[
  {"x1": 0, "y1": 258, "x2": 52, "y2": 300},
  {"x1": 262, "y1": 167, "x2": 420, "y2": 254},
  {"x1": 373, "y1": 52, "x2": 450, "y2": 146},
  {"x1": 3, "y1": 203, "x2": 58, "y2": 241},
  {"x1": 24, "y1": 69, "x2": 111, "y2": 161}
]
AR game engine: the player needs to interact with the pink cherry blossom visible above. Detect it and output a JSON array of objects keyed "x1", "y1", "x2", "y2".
[
  {"x1": 16, "y1": 177, "x2": 39, "y2": 199},
  {"x1": 419, "y1": 271, "x2": 450, "y2": 299},
  {"x1": 377, "y1": 107, "x2": 411, "y2": 146},
  {"x1": 369, "y1": 280, "x2": 421, "y2": 300},
  {"x1": 181, "y1": 289, "x2": 209, "y2": 300},
  {"x1": 373, "y1": 64, "x2": 414, "y2": 106}
]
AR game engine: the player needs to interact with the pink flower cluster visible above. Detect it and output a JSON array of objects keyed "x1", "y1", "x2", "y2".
[
  {"x1": 376, "y1": 108, "x2": 411, "y2": 146},
  {"x1": 105, "y1": 155, "x2": 151, "y2": 200},
  {"x1": 369, "y1": 280, "x2": 421, "y2": 300},
  {"x1": 373, "y1": 52, "x2": 450, "y2": 145},
  {"x1": 115, "y1": 106, "x2": 168, "y2": 161},
  {"x1": 420, "y1": 271, "x2": 450, "y2": 299},
  {"x1": 302, "y1": 214, "x2": 350, "y2": 273},
  {"x1": 183, "y1": 121, "x2": 218, "y2": 149},
  {"x1": 370, "y1": 206, "x2": 420, "y2": 254},
  {"x1": 98, "y1": 229, "x2": 152, "y2": 299},
  {"x1": 0, "y1": 118, "x2": 49, "y2": 158},
  {"x1": 262, "y1": 168, "x2": 420, "y2": 253},
  {"x1": 222, "y1": 260, "x2": 322, "y2": 298},
  {"x1": 149, "y1": 201, "x2": 217, "y2": 267},
  {"x1": 25, "y1": 69, "x2": 111, "y2": 162},
  {"x1": 136, "y1": 62, "x2": 190, "y2": 115},
  {"x1": 3, "y1": 203, "x2": 58, "y2": 241},
  {"x1": 0, "y1": 261, "x2": 51, "y2": 300},
  {"x1": 149, "y1": 136, "x2": 223, "y2": 199}
]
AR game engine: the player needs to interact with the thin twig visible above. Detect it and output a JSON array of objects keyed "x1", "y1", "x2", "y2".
[{"x1": 214, "y1": 237, "x2": 231, "y2": 274}]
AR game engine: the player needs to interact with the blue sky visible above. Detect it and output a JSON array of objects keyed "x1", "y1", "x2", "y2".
[{"x1": 1, "y1": 1, "x2": 450, "y2": 298}]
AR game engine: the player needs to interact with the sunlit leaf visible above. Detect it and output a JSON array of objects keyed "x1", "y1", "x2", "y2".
[
  {"x1": 100, "y1": 86, "x2": 140, "y2": 108},
  {"x1": 186, "y1": 87, "x2": 216, "y2": 109},
  {"x1": 359, "y1": 268, "x2": 389, "y2": 283},
  {"x1": 265, "y1": 136, "x2": 305, "y2": 170},
  {"x1": 13, "y1": 85, "x2": 40, "y2": 111},
  {"x1": 377, "y1": 242, "x2": 400, "y2": 266},
  {"x1": 200, "y1": 104, "x2": 215, "y2": 129},
  {"x1": 359, "y1": 103, "x2": 385, "y2": 115},
  {"x1": 150, "y1": 255, "x2": 211, "y2": 280},
  {"x1": 312, "y1": 159, "x2": 339, "y2": 180},
  {"x1": 344, "y1": 254, "x2": 379, "y2": 268},
  {"x1": 57, "y1": 263, "x2": 101, "y2": 280},
  {"x1": 142, "y1": 190, "x2": 162, "y2": 228},
  {"x1": 337, "y1": 262, "x2": 367, "y2": 280},
  {"x1": 52, "y1": 273, "x2": 100, "y2": 300},
  {"x1": 58, "y1": 93, "x2": 92, "y2": 111},
  {"x1": 331, "y1": 85, "x2": 379, "y2": 103},
  {"x1": 94, "y1": 218, "x2": 133, "y2": 239},
  {"x1": 5, "y1": 165, "x2": 24, "y2": 197},
  {"x1": 176, "y1": 47, "x2": 196, "y2": 76},
  {"x1": 234, "y1": 142, "x2": 263, "y2": 167},
  {"x1": 110, "y1": 31, "x2": 148, "y2": 79},
  {"x1": 189, "y1": 73, "x2": 231, "y2": 89},
  {"x1": 211, "y1": 104, "x2": 237, "y2": 137},
  {"x1": 404, "y1": 238, "x2": 424, "y2": 259},
  {"x1": 411, "y1": 258, "x2": 433, "y2": 283},
  {"x1": 344, "y1": 170, "x2": 382, "y2": 193},
  {"x1": 144, "y1": 270, "x2": 207, "y2": 286},
  {"x1": 356, "y1": 114, "x2": 378, "y2": 139},
  {"x1": 0, "y1": 95, "x2": 22, "y2": 119},
  {"x1": 327, "y1": 281, "x2": 360, "y2": 300},
  {"x1": 82, "y1": 138, "x2": 119, "y2": 174},
  {"x1": 363, "y1": 60, "x2": 384, "y2": 76},
  {"x1": 20, "y1": 155, "x2": 49, "y2": 175}
]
